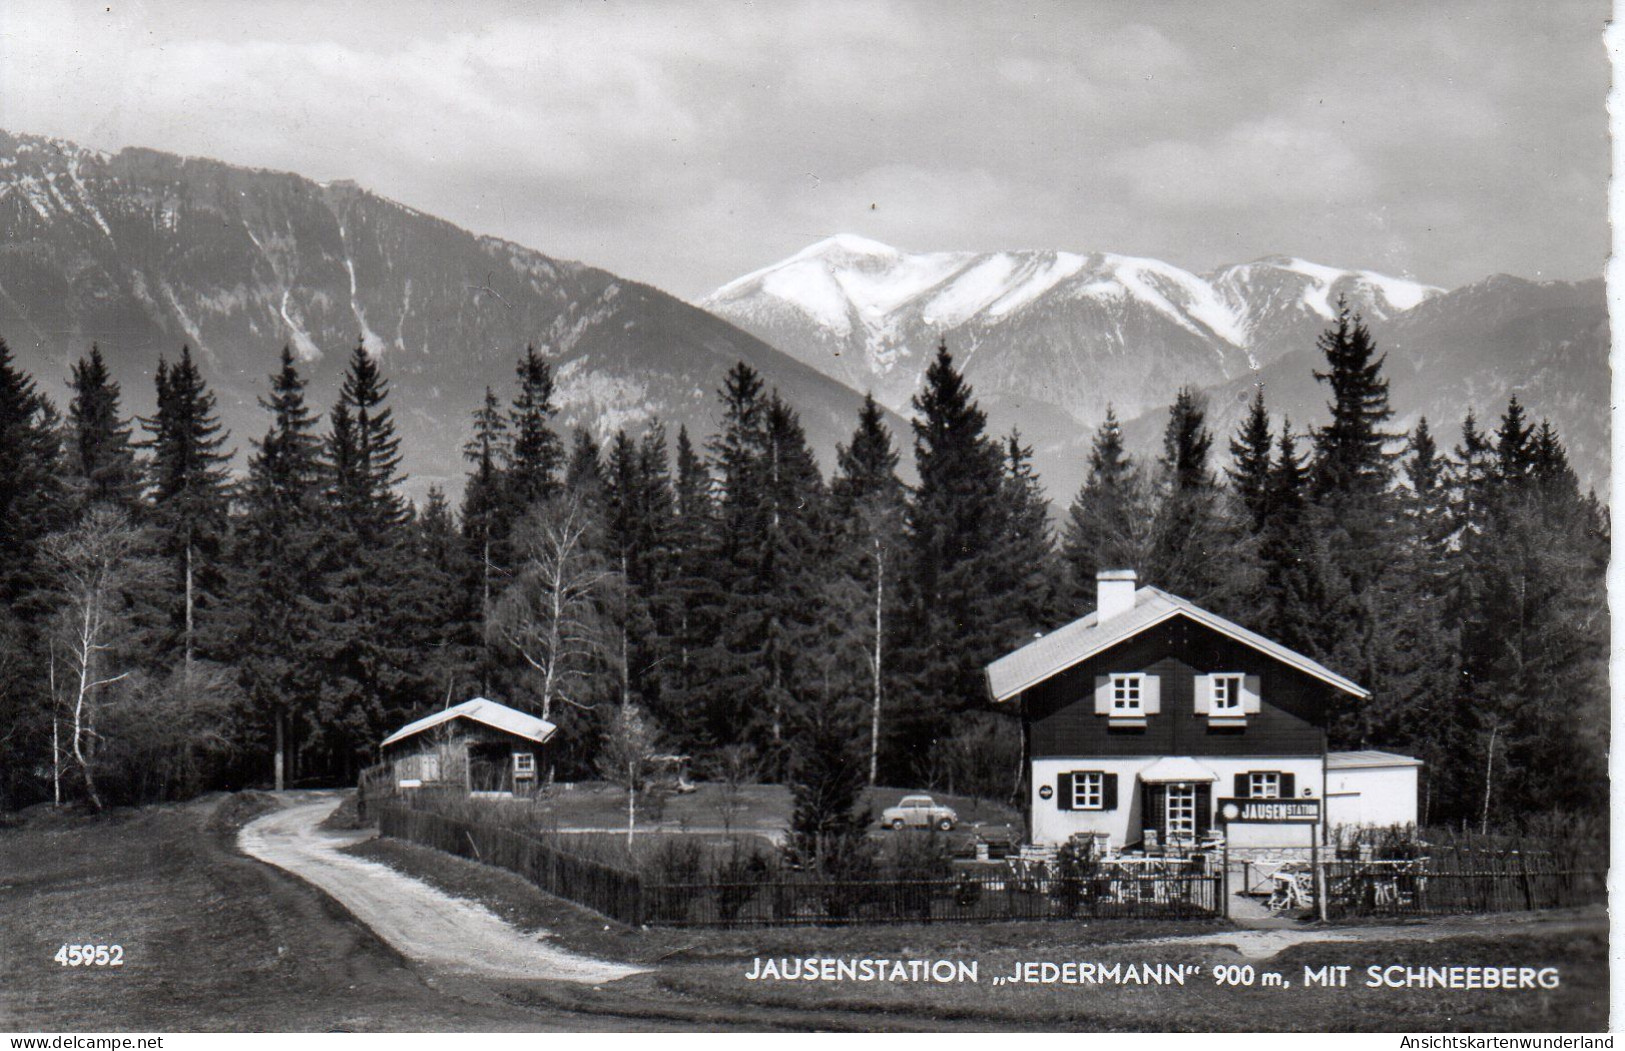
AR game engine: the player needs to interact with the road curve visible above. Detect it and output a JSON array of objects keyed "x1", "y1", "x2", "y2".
[{"x1": 239, "y1": 795, "x2": 646, "y2": 984}]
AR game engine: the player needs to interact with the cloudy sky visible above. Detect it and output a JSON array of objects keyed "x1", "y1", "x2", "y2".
[{"x1": 1, "y1": 1, "x2": 1609, "y2": 298}]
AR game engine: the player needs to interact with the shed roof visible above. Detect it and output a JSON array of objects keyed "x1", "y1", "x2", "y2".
[
  {"x1": 1326, "y1": 750, "x2": 1422, "y2": 770},
  {"x1": 985, "y1": 586, "x2": 1369, "y2": 702},
  {"x1": 381, "y1": 697, "x2": 558, "y2": 749}
]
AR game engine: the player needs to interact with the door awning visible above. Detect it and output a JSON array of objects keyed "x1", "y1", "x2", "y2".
[{"x1": 1138, "y1": 757, "x2": 1219, "y2": 783}]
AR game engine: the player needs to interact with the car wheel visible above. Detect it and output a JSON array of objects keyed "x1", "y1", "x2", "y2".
[
  {"x1": 937, "y1": 818, "x2": 954, "y2": 831},
  {"x1": 891, "y1": 818, "x2": 906, "y2": 831}
]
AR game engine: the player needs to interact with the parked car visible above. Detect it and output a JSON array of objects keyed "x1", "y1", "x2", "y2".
[{"x1": 881, "y1": 794, "x2": 958, "y2": 831}]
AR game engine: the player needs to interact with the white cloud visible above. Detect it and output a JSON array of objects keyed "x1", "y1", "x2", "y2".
[{"x1": 1108, "y1": 117, "x2": 1375, "y2": 210}]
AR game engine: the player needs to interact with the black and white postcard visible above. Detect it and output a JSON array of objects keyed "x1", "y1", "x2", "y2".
[{"x1": 0, "y1": 1, "x2": 1612, "y2": 1038}]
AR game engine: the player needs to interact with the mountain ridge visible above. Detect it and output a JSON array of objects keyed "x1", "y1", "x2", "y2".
[
  {"x1": 703, "y1": 235, "x2": 1606, "y2": 497},
  {"x1": 0, "y1": 130, "x2": 897, "y2": 499}
]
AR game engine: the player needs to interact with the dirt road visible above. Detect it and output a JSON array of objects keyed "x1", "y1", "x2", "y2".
[{"x1": 239, "y1": 796, "x2": 645, "y2": 984}]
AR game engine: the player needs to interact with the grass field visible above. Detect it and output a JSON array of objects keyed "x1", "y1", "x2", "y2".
[{"x1": 474, "y1": 781, "x2": 1022, "y2": 837}]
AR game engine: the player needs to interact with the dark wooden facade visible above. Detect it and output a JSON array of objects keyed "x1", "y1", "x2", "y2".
[{"x1": 1022, "y1": 614, "x2": 1334, "y2": 759}]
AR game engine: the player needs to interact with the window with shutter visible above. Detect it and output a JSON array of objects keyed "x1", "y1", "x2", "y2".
[
  {"x1": 1071, "y1": 771, "x2": 1105, "y2": 810},
  {"x1": 1110, "y1": 674, "x2": 1144, "y2": 715},
  {"x1": 1248, "y1": 771, "x2": 1281, "y2": 799},
  {"x1": 1210, "y1": 674, "x2": 1244, "y2": 714}
]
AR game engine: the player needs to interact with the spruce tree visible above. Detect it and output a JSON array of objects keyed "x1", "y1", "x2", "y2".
[
  {"x1": 995, "y1": 430, "x2": 1059, "y2": 640},
  {"x1": 507, "y1": 345, "x2": 563, "y2": 513},
  {"x1": 1227, "y1": 386, "x2": 1273, "y2": 533},
  {"x1": 603, "y1": 425, "x2": 675, "y2": 718},
  {"x1": 0, "y1": 339, "x2": 68, "y2": 806},
  {"x1": 67, "y1": 344, "x2": 140, "y2": 512},
  {"x1": 659, "y1": 425, "x2": 725, "y2": 750},
  {"x1": 1312, "y1": 301, "x2": 1397, "y2": 503},
  {"x1": 0, "y1": 339, "x2": 68, "y2": 610},
  {"x1": 897, "y1": 341, "x2": 1011, "y2": 776},
  {"x1": 314, "y1": 342, "x2": 416, "y2": 778},
  {"x1": 1256, "y1": 418, "x2": 1342, "y2": 659},
  {"x1": 566, "y1": 427, "x2": 605, "y2": 497},
  {"x1": 412, "y1": 486, "x2": 478, "y2": 705},
  {"x1": 460, "y1": 386, "x2": 510, "y2": 693},
  {"x1": 139, "y1": 346, "x2": 232, "y2": 664},
  {"x1": 1147, "y1": 387, "x2": 1233, "y2": 610},
  {"x1": 1061, "y1": 406, "x2": 1151, "y2": 611},
  {"x1": 831, "y1": 393, "x2": 905, "y2": 784},
  {"x1": 235, "y1": 347, "x2": 329, "y2": 789}
]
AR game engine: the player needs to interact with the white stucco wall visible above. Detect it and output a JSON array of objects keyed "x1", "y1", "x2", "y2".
[
  {"x1": 1030, "y1": 756, "x2": 1326, "y2": 849},
  {"x1": 1325, "y1": 765, "x2": 1419, "y2": 828}
]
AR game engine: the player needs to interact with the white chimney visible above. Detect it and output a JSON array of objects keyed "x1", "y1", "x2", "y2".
[{"x1": 1097, "y1": 569, "x2": 1138, "y2": 624}]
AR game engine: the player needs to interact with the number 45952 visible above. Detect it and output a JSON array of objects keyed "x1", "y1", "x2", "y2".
[{"x1": 54, "y1": 944, "x2": 124, "y2": 967}]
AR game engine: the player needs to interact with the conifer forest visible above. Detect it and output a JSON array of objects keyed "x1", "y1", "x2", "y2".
[{"x1": 0, "y1": 306, "x2": 1607, "y2": 830}]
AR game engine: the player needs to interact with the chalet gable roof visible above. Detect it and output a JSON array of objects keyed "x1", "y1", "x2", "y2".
[
  {"x1": 381, "y1": 697, "x2": 558, "y2": 749},
  {"x1": 985, "y1": 586, "x2": 1370, "y2": 702}
]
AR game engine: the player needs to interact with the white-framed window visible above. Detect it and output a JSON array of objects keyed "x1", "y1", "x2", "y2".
[
  {"x1": 1210, "y1": 673, "x2": 1245, "y2": 714},
  {"x1": 1248, "y1": 771, "x2": 1280, "y2": 799},
  {"x1": 1111, "y1": 674, "x2": 1144, "y2": 715},
  {"x1": 1072, "y1": 772, "x2": 1104, "y2": 810},
  {"x1": 513, "y1": 752, "x2": 536, "y2": 776}
]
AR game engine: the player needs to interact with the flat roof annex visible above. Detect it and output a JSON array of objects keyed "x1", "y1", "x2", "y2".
[
  {"x1": 381, "y1": 697, "x2": 558, "y2": 749},
  {"x1": 1326, "y1": 750, "x2": 1423, "y2": 769},
  {"x1": 985, "y1": 586, "x2": 1370, "y2": 703}
]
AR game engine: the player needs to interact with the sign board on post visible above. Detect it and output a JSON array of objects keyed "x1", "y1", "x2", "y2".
[{"x1": 1217, "y1": 797, "x2": 1321, "y2": 824}]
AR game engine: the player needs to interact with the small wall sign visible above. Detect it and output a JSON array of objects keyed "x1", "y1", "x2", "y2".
[
  {"x1": 1218, "y1": 797, "x2": 1320, "y2": 823},
  {"x1": 1038, "y1": 785, "x2": 1054, "y2": 800}
]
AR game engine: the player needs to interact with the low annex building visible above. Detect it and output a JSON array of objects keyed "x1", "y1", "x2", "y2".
[
  {"x1": 380, "y1": 697, "x2": 557, "y2": 797},
  {"x1": 985, "y1": 570, "x2": 1421, "y2": 850}
]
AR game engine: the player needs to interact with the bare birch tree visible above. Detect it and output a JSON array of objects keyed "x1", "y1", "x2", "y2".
[
  {"x1": 493, "y1": 493, "x2": 618, "y2": 721},
  {"x1": 42, "y1": 508, "x2": 158, "y2": 809},
  {"x1": 596, "y1": 701, "x2": 661, "y2": 843}
]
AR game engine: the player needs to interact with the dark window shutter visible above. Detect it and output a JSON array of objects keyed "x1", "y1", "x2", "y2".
[
  {"x1": 1195, "y1": 783, "x2": 1212, "y2": 838},
  {"x1": 1144, "y1": 783, "x2": 1168, "y2": 845},
  {"x1": 1103, "y1": 773, "x2": 1118, "y2": 810},
  {"x1": 1280, "y1": 773, "x2": 1296, "y2": 798},
  {"x1": 1234, "y1": 773, "x2": 1250, "y2": 798},
  {"x1": 1057, "y1": 772, "x2": 1074, "y2": 810}
]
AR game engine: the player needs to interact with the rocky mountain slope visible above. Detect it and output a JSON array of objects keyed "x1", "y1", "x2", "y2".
[{"x1": 0, "y1": 131, "x2": 891, "y2": 498}]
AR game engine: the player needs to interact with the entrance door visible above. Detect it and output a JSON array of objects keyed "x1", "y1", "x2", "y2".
[{"x1": 1166, "y1": 783, "x2": 1197, "y2": 846}]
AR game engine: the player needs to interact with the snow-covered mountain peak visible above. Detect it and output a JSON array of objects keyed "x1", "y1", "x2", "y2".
[
  {"x1": 790, "y1": 232, "x2": 902, "y2": 264},
  {"x1": 1214, "y1": 256, "x2": 1443, "y2": 320},
  {"x1": 701, "y1": 236, "x2": 1451, "y2": 429}
]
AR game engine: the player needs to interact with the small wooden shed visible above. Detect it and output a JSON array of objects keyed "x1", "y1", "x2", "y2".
[{"x1": 380, "y1": 697, "x2": 558, "y2": 797}]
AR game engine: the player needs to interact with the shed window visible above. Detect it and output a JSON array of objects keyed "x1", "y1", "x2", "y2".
[{"x1": 513, "y1": 752, "x2": 536, "y2": 775}]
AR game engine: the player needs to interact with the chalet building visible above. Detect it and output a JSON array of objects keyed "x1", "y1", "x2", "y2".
[
  {"x1": 380, "y1": 697, "x2": 557, "y2": 797},
  {"x1": 985, "y1": 570, "x2": 1420, "y2": 851}
]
